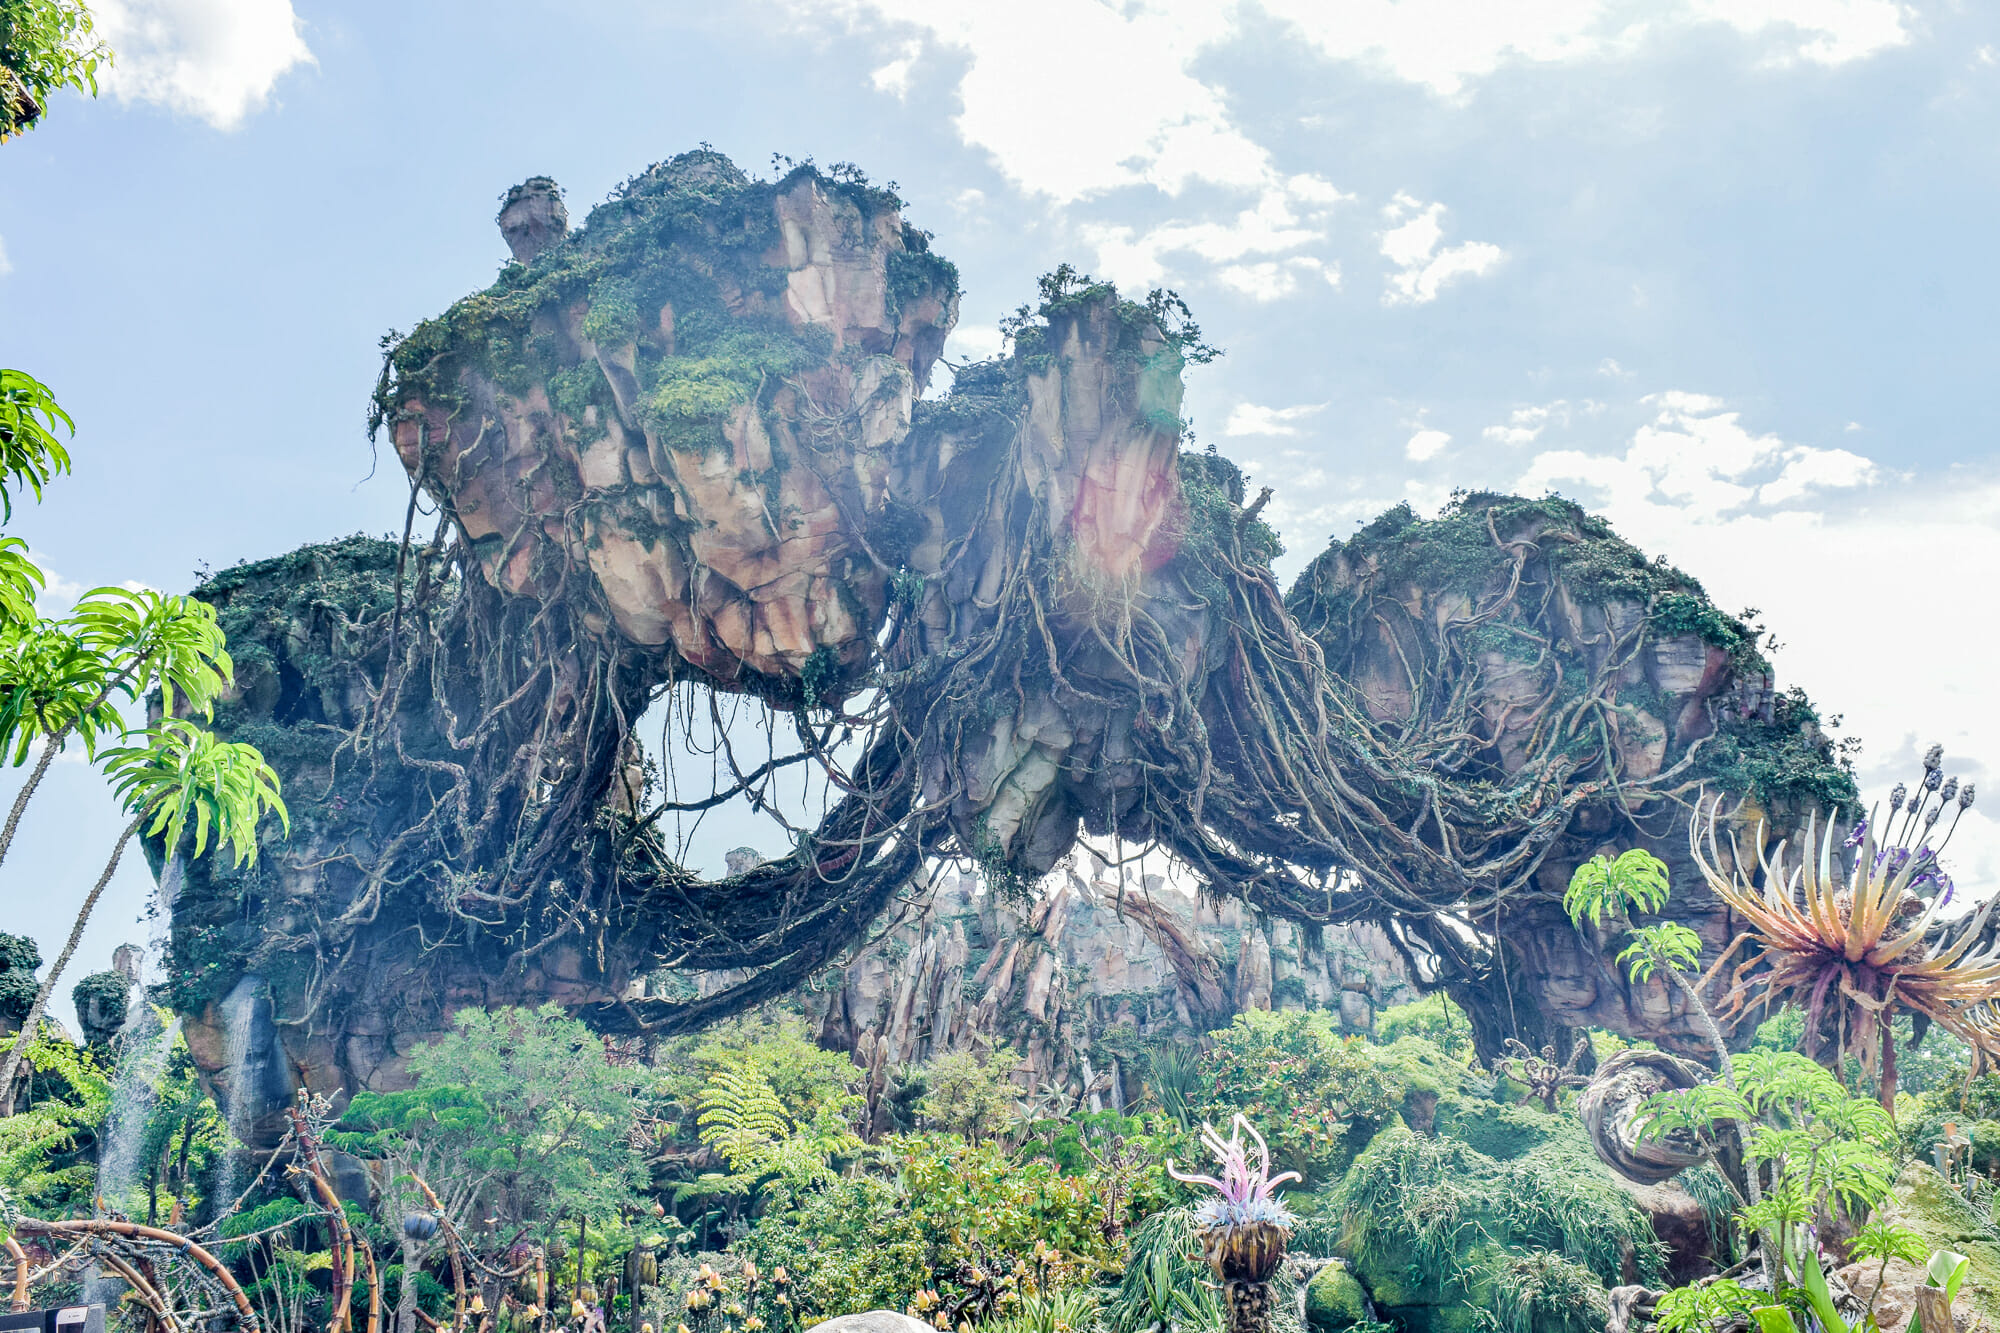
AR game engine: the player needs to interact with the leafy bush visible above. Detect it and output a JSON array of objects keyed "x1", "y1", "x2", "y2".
[
  {"x1": 1375, "y1": 994, "x2": 1473, "y2": 1062},
  {"x1": 1193, "y1": 1010, "x2": 1399, "y2": 1183}
]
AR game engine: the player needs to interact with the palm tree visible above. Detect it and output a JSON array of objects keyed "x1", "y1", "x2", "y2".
[{"x1": 0, "y1": 720, "x2": 286, "y2": 1098}]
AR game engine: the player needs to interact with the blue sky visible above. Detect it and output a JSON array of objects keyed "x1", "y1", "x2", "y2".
[{"x1": 3, "y1": 0, "x2": 1998, "y2": 1026}]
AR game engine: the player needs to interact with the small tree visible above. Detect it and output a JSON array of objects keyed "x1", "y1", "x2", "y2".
[{"x1": 335, "y1": 1005, "x2": 645, "y2": 1331}]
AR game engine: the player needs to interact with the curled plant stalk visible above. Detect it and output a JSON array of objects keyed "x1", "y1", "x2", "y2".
[{"x1": 1167, "y1": 1116, "x2": 1299, "y2": 1333}]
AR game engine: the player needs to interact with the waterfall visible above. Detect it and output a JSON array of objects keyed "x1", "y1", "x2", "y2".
[
  {"x1": 209, "y1": 974, "x2": 264, "y2": 1210},
  {"x1": 94, "y1": 856, "x2": 184, "y2": 1216}
]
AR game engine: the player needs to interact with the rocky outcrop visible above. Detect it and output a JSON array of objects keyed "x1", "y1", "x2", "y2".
[{"x1": 786, "y1": 866, "x2": 1414, "y2": 1123}]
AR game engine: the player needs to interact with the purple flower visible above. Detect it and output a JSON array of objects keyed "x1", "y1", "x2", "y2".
[{"x1": 1167, "y1": 1115, "x2": 1301, "y2": 1230}]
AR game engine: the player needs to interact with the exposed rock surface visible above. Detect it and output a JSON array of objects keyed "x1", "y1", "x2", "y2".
[{"x1": 783, "y1": 866, "x2": 1414, "y2": 1120}]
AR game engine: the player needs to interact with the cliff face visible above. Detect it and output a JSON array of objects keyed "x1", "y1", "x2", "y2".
[{"x1": 164, "y1": 150, "x2": 1857, "y2": 1139}]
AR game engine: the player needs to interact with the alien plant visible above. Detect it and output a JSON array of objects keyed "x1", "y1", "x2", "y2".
[
  {"x1": 1492, "y1": 1037, "x2": 1592, "y2": 1112},
  {"x1": 1167, "y1": 1115, "x2": 1300, "y2": 1333},
  {"x1": 1692, "y1": 745, "x2": 2000, "y2": 1108}
]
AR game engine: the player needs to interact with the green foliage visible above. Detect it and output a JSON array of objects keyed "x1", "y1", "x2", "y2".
[
  {"x1": 0, "y1": 586, "x2": 238, "y2": 767},
  {"x1": 1147, "y1": 1045, "x2": 1203, "y2": 1131},
  {"x1": 0, "y1": 368, "x2": 73, "y2": 518},
  {"x1": 1563, "y1": 849, "x2": 1670, "y2": 928},
  {"x1": 336, "y1": 1004, "x2": 645, "y2": 1238},
  {"x1": 1107, "y1": 1206, "x2": 1220, "y2": 1333},
  {"x1": 0, "y1": 0, "x2": 108, "y2": 138},
  {"x1": 68, "y1": 968, "x2": 127, "y2": 1027},
  {"x1": 1374, "y1": 993, "x2": 1473, "y2": 1061},
  {"x1": 1617, "y1": 923, "x2": 1703, "y2": 983},
  {"x1": 0, "y1": 967, "x2": 33, "y2": 1020},
  {"x1": 104, "y1": 717, "x2": 288, "y2": 866},
  {"x1": 917, "y1": 1051, "x2": 1018, "y2": 1142},
  {"x1": 1334, "y1": 1119, "x2": 1662, "y2": 1318},
  {"x1": 736, "y1": 1131, "x2": 1136, "y2": 1324},
  {"x1": 0, "y1": 932, "x2": 37, "y2": 1021},
  {"x1": 1650, "y1": 591, "x2": 1752, "y2": 653},
  {"x1": 1650, "y1": 1278, "x2": 1759, "y2": 1332},
  {"x1": 698, "y1": 1068, "x2": 793, "y2": 1171},
  {"x1": 1193, "y1": 1010, "x2": 1399, "y2": 1182},
  {"x1": 0, "y1": 1030, "x2": 106, "y2": 1214},
  {"x1": 1696, "y1": 686, "x2": 1860, "y2": 816},
  {"x1": 1639, "y1": 1050, "x2": 1900, "y2": 1292},
  {"x1": 0, "y1": 931, "x2": 37, "y2": 971},
  {"x1": 1478, "y1": 1248, "x2": 1608, "y2": 1333},
  {"x1": 655, "y1": 1013, "x2": 863, "y2": 1133}
]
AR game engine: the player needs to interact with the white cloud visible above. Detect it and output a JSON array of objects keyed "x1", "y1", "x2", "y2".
[
  {"x1": 1757, "y1": 443, "x2": 1877, "y2": 504},
  {"x1": 1226, "y1": 402, "x2": 1325, "y2": 437},
  {"x1": 871, "y1": 38, "x2": 921, "y2": 96},
  {"x1": 1406, "y1": 429, "x2": 1452, "y2": 461},
  {"x1": 0, "y1": 236, "x2": 11, "y2": 279},
  {"x1": 1214, "y1": 255, "x2": 1341, "y2": 301},
  {"x1": 1259, "y1": 0, "x2": 1907, "y2": 97},
  {"x1": 1685, "y1": 0, "x2": 1909, "y2": 67},
  {"x1": 787, "y1": 0, "x2": 1909, "y2": 201},
  {"x1": 945, "y1": 324, "x2": 1005, "y2": 363},
  {"x1": 787, "y1": 0, "x2": 1253, "y2": 203},
  {"x1": 94, "y1": 0, "x2": 312, "y2": 130},
  {"x1": 1598, "y1": 358, "x2": 1634, "y2": 379},
  {"x1": 1379, "y1": 194, "x2": 1505, "y2": 305},
  {"x1": 1483, "y1": 401, "x2": 1571, "y2": 447},
  {"x1": 1083, "y1": 174, "x2": 1349, "y2": 290},
  {"x1": 1519, "y1": 390, "x2": 1877, "y2": 520}
]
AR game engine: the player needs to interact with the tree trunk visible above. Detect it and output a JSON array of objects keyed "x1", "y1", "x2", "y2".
[
  {"x1": 0, "y1": 812, "x2": 143, "y2": 1103},
  {"x1": 0, "y1": 727, "x2": 69, "y2": 873},
  {"x1": 1880, "y1": 1014, "x2": 1899, "y2": 1113},
  {"x1": 398, "y1": 1233, "x2": 422, "y2": 1333}
]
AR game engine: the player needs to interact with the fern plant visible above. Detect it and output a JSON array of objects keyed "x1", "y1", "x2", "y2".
[{"x1": 697, "y1": 1067, "x2": 792, "y2": 1174}]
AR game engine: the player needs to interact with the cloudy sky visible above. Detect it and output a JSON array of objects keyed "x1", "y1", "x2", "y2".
[{"x1": 3, "y1": 0, "x2": 1998, "y2": 1025}]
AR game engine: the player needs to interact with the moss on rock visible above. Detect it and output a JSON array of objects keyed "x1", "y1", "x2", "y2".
[
  {"x1": 1873, "y1": 1162, "x2": 2000, "y2": 1321},
  {"x1": 1303, "y1": 1263, "x2": 1371, "y2": 1331},
  {"x1": 1331, "y1": 1105, "x2": 1663, "y2": 1330}
]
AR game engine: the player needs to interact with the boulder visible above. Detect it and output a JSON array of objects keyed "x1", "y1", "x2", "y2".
[
  {"x1": 805, "y1": 1313, "x2": 937, "y2": 1333},
  {"x1": 1303, "y1": 1262, "x2": 1373, "y2": 1331}
]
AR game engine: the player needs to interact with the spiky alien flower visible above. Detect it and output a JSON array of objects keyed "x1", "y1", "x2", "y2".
[
  {"x1": 1691, "y1": 744, "x2": 2000, "y2": 1106},
  {"x1": 1166, "y1": 1114, "x2": 1301, "y2": 1231}
]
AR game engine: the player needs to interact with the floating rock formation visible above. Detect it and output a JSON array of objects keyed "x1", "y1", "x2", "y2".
[{"x1": 161, "y1": 150, "x2": 1856, "y2": 1134}]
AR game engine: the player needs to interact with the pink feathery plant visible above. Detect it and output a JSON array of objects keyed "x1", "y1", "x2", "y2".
[
  {"x1": 1168, "y1": 1115, "x2": 1300, "y2": 1333},
  {"x1": 1167, "y1": 1113, "x2": 1302, "y2": 1230}
]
